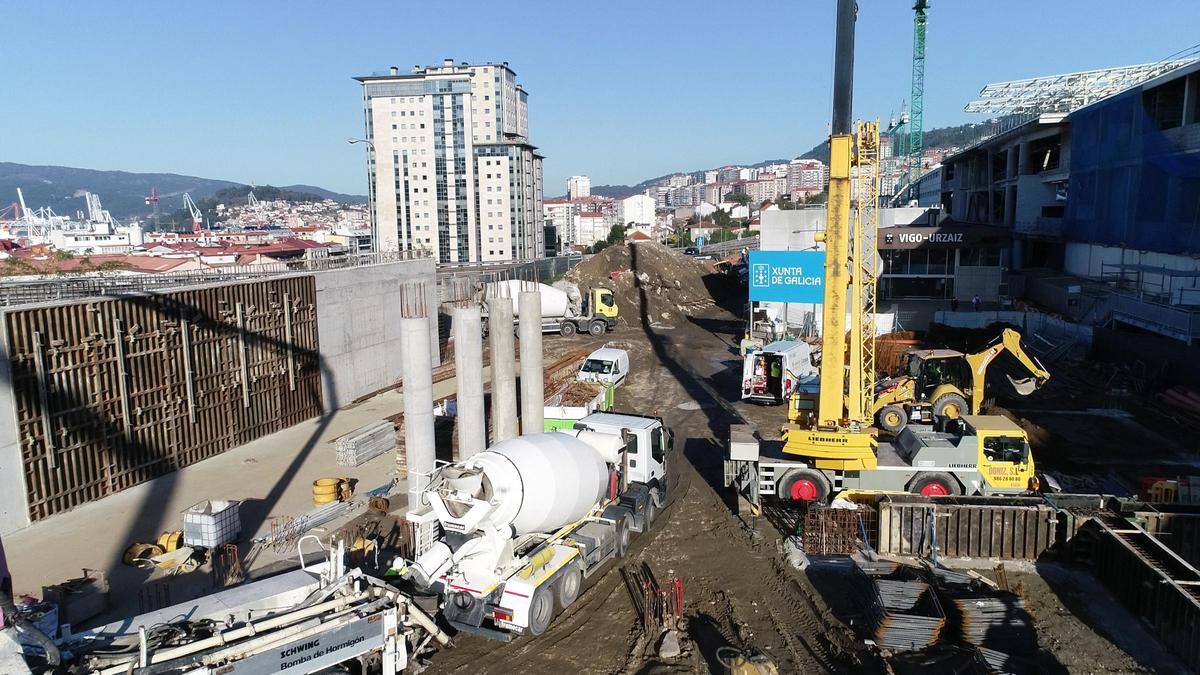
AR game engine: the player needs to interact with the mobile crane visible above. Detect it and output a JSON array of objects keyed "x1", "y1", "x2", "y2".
[
  {"x1": 872, "y1": 327, "x2": 1052, "y2": 433},
  {"x1": 724, "y1": 0, "x2": 1038, "y2": 506}
]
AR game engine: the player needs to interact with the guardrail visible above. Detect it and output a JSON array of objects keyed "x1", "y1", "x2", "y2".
[{"x1": 0, "y1": 252, "x2": 585, "y2": 309}]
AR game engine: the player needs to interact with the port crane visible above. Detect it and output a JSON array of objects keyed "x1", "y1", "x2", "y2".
[
  {"x1": 182, "y1": 192, "x2": 204, "y2": 233},
  {"x1": 144, "y1": 187, "x2": 161, "y2": 231}
]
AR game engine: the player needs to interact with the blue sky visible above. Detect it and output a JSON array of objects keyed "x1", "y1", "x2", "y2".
[{"x1": 5, "y1": 1, "x2": 1199, "y2": 196}]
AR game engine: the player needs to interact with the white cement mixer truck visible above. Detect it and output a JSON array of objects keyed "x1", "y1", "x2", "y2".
[
  {"x1": 399, "y1": 412, "x2": 672, "y2": 640},
  {"x1": 480, "y1": 279, "x2": 619, "y2": 337}
]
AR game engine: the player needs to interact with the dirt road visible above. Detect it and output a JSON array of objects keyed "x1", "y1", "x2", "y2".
[{"x1": 426, "y1": 271, "x2": 878, "y2": 674}]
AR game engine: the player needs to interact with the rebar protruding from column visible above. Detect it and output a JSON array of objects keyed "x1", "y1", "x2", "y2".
[
  {"x1": 518, "y1": 289, "x2": 544, "y2": 434},
  {"x1": 399, "y1": 281, "x2": 434, "y2": 508},
  {"x1": 488, "y1": 295, "x2": 519, "y2": 442}
]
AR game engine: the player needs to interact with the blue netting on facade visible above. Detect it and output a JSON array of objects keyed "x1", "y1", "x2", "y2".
[{"x1": 1064, "y1": 89, "x2": 1200, "y2": 254}]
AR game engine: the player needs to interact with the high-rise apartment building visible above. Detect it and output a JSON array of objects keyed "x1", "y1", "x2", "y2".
[
  {"x1": 567, "y1": 175, "x2": 591, "y2": 199},
  {"x1": 355, "y1": 59, "x2": 544, "y2": 262}
]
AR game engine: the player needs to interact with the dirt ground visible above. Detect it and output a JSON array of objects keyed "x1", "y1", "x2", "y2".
[{"x1": 421, "y1": 245, "x2": 1176, "y2": 674}]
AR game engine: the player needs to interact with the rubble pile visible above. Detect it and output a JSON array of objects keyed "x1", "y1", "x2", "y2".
[{"x1": 567, "y1": 242, "x2": 719, "y2": 325}]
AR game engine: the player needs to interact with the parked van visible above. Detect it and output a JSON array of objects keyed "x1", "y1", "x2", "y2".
[
  {"x1": 577, "y1": 347, "x2": 630, "y2": 387},
  {"x1": 741, "y1": 340, "x2": 817, "y2": 404}
]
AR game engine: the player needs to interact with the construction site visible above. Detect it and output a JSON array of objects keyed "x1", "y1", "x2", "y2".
[{"x1": 4, "y1": 2, "x2": 1200, "y2": 675}]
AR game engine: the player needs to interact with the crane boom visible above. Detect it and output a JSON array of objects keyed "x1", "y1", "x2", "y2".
[{"x1": 781, "y1": 0, "x2": 877, "y2": 469}]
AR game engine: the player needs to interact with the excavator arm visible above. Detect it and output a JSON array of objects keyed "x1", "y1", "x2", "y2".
[{"x1": 963, "y1": 328, "x2": 1051, "y2": 414}]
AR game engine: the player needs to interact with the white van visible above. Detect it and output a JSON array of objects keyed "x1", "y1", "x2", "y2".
[
  {"x1": 741, "y1": 340, "x2": 817, "y2": 404},
  {"x1": 577, "y1": 347, "x2": 630, "y2": 387}
]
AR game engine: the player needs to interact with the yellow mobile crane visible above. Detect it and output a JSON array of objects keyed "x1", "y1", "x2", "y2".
[{"x1": 725, "y1": 0, "x2": 1037, "y2": 503}]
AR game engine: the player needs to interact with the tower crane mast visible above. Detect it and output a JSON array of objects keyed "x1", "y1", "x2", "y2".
[{"x1": 907, "y1": 1, "x2": 929, "y2": 188}]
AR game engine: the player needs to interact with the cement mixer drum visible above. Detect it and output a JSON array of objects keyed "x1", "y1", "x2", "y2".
[{"x1": 469, "y1": 432, "x2": 609, "y2": 536}]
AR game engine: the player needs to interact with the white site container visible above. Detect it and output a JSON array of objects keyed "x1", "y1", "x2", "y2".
[{"x1": 182, "y1": 499, "x2": 242, "y2": 548}]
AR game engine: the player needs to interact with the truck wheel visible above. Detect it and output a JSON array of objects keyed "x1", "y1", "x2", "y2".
[
  {"x1": 933, "y1": 393, "x2": 969, "y2": 420},
  {"x1": 644, "y1": 497, "x2": 658, "y2": 529},
  {"x1": 555, "y1": 561, "x2": 583, "y2": 610},
  {"x1": 877, "y1": 405, "x2": 908, "y2": 434},
  {"x1": 909, "y1": 472, "x2": 962, "y2": 497},
  {"x1": 588, "y1": 320, "x2": 606, "y2": 336},
  {"x1": 615, "y1": 515, "x2": 632, "y2": 557},
  {"x1": 559, "y1": 322, "x2": 577, "y2": 337},
  {"x1": 777, "y1": 469, "x2": 830, "y2": 502},
  {"x1": 527, "y1": 586, "x2": 554, "y2": 636}
]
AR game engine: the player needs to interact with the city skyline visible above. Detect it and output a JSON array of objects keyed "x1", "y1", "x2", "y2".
[{"x1": 5, "y1": 1, "x2": 1200, "y2": 196}]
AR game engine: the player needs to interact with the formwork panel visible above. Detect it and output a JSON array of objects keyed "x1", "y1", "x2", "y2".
[
  {"x1": 3, "y1": 277, "x2": 322, "y2": 521},
  {"x1": 877, "y1": 496, "x2": 1056, "y2": 560}
]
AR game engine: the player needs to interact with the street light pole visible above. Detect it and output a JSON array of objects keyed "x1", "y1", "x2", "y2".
[{"x1": 348, "y1": 138, "x2": 377, "y2": 253}]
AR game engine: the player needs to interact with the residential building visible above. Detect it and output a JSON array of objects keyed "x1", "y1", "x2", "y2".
[
  {"x1": 703, "y1": 170, "x2": 719, "y2": 184},
  {"x1": 621, "y1": 194, "x2": 656, "y2": 226},
  {"x1": 786, "y1": 159, "x2": 829, "y2": 194},
  {"x1": 717, "y1": 166, "x2": 742, "y2": 183},
  {"x1": 355, "y1": 59, "x2": 544, "y2": 263},
  {"x1": 567, "y1": 175, "x2": 591, "y2": 199}
]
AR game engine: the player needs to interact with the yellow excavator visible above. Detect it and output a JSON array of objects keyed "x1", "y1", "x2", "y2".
[{"x1": 872, "y1": 328, "x2": 1051, "y2": 433}]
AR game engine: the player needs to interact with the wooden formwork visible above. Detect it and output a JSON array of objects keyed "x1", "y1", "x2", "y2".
[
  {"x1": 2, "y1": 276, "x2": 322, "y2": 521},
  {"x1": 877, "y1": 495, "x2": 1057, "y2": 560}
]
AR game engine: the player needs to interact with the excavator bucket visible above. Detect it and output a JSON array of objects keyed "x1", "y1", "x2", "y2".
[{"x1": 1008, "y1": 374, "x2": 1041, "y2": 396}]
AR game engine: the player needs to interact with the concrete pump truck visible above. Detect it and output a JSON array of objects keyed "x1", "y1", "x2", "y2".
[{"x1": 725, "y1": 0, "x2": 1038, "y2": 508}]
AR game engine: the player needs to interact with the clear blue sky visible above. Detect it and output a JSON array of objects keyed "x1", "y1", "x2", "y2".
[{"x1": 5, "y1": 1, "x2": 1198, "y2": 196}]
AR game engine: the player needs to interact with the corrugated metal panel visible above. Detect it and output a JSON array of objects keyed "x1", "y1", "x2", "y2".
[
  {"x1": 877, "y1": 497, "x2": 1056, "y2": 560},
  {"x1": 3, "y1": 276, "x2": 322, "y2": 521},
  {"x1": 1138, "y1": 512, "x2": 1200, "y2": 569}
]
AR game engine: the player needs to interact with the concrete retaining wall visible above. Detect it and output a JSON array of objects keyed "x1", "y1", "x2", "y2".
[{"x1": 313, "y1": 258, "x2": 439, "y2": 412}]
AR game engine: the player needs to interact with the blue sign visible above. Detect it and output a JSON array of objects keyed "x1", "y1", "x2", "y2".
[
  {"x1": 748, "y1": 251, "x2": 826, "y2": 303},
  {"x1": 694, "y1": 236, "x2": 707, "y2": 247}
]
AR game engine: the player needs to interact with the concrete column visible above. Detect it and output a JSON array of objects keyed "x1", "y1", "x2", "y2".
[
  {"x1": 518, "y1": 288, "x2": 544, "y2": 434},
  {"x1": 400, "y1": 282, "x2": 435, "y2": 510},
  {"x1": 489, "y1": 295, "x2": 519, "y2": 442},
  {"x1": 452, "y1": 303, "x2": 485, "y2": 458}
]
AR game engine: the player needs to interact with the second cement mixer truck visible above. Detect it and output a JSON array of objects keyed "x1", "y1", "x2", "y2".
[
  {"x1": 399, "y1": 412, "x2": 672, "y2": 640},
  {"x1": 480, "y1": 279, "x2": 618, "y2": 337}
]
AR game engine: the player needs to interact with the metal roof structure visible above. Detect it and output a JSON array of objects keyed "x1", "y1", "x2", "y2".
[{"x1": 964, "y1": 59, "x2": 1199, "y2": 114}]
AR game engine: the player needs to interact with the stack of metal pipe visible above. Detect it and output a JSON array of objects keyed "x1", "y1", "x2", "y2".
[{"x1": 335, "y1": 421, "x2": 396, "y2": 467}]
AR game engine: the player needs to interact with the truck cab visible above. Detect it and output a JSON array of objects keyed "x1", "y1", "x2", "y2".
[{"x1": 586, "y1": 287, "x2": 618, "y2": 322}]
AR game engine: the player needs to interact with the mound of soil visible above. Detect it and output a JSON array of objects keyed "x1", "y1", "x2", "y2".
[{"x1": 568, "y1": 242, "x2": 719, "y2": 326}]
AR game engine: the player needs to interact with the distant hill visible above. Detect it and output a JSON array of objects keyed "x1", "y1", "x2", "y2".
[
  {"x1": 796, "y1": 116, "x2": 1023, "y2": 164},
  {"x1": 168, "y1": 184, "x2": 333, "y2": 227},
  {"x1": 0, "y1": 162, "x2": 366, "y2": 221}
]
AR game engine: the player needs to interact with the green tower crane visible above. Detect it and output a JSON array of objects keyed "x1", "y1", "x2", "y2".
[{"x1": 907, "y1": 1, "x2": 929, "y2": 189}]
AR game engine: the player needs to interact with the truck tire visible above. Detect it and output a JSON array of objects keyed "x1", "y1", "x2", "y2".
[
  {"x1": 615, "y1": 514, "x2": 632, "y2": 557},
  {"x1": 908, "y1": 472, "x2": 962, "y2": 497},
  {"x1": 644, "y1": 496, "x2": 658, "y2": 529},
  {"x1": 933, "y1": 392, "x2": 969, "y2": 421},
  {"x1": 588, "y1": 320, "x2": 606, "y2": 336},
  {"x1": 555, "y1": 561, "x2": 583, "y2": 610},
  {"x1": 877, "y1": 405, "x2": 908, "y2": 434},
  {"x1": 559, "y1": 322, "x2": 577, "y2": 337},
  {"x1": 527, "y1": 586, "x2": 554, "y2": 636},
  {"x1": 777, "y1": 468, "x2": 830, "y2": 502}
]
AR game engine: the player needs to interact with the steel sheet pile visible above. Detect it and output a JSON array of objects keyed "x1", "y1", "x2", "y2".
[
  {"x1": 853, "y1": 560, "x2": 946, "y2": 652},
  {"x1": 336, "y1": 420, "x2": 396, "y2": 467}
]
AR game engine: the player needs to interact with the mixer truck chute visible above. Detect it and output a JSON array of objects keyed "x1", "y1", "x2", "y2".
[
  {"x1": 401, "y1": 413, "x2": 672, "y2": 641},
  {"x1": 480, "y1": 280, "x2": 618, "y2": 337}
]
